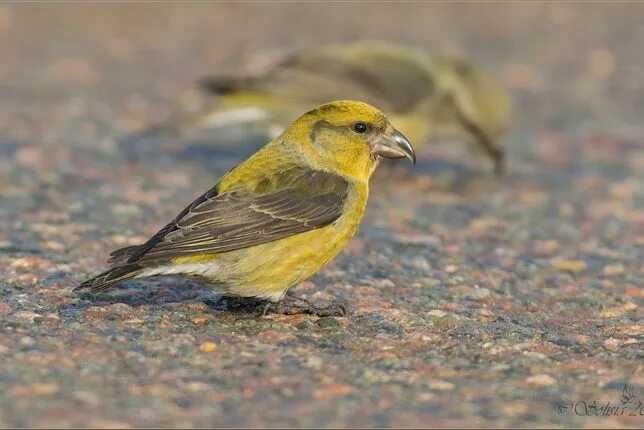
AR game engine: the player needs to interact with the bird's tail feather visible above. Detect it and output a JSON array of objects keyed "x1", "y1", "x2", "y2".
[
  {"x1": 117, "y1": 107, "x2": 221, "y2": 144},
  {"x1": 118, "y1": 75, "x2": 273, "y2": 144},
  {"x1": 118, "y1": 100, "x2": 270, "y2": 146},
  {"x1": 74, "y1": 264, "x2": 143, "y2": 293},
  {"x1": 107, "y1": 244, "x2": 142, "y2": 267}
]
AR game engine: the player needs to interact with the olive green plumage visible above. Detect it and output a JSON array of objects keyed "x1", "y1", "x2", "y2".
[
  {"x1": 76, "y1": 101, "x2": 415, "y2": 305},
  {"x1": 195, "y1": 42, "x2": 512, "y2": 173}
]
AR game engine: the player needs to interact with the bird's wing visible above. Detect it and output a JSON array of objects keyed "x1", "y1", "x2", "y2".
[
  {"x1": 273, "y1": 48, "x2": 437, "y2": 112},
  {"x1": 203, "y1": 46, "x2": 437, "y2": 113},
  {"x1": 112, "y1": 170, "x2": 349, "y2": 266}
]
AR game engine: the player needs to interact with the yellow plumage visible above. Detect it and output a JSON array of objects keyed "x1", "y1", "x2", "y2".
[
  {"x1": 195, "y1": 42, "x2": 512, "y2": 173},
  {"x1": 77, "y1": 101, "x2": 415, "y2": 315},
  {"x1": 187, "y1": 192, "x2": 366, "y2": 301}
]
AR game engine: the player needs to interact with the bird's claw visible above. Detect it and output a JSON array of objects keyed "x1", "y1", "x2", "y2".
[
  {"x1": 264, "y1": 295, "x2": 347, "y2": 317},
  {"x1": 209, "y1": 295, "x2": 347, "y2": 317}
]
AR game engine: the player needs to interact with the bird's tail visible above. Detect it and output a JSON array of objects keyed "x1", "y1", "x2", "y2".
[
  {"x1": 117, "y1": 107, "x2": 222, "y2": 144},
  {"x1": 119, "y1": 90, "x2": 272, "y2": 145},
  {"x1": 74, "y1": 264, "x2": 143, "y2": 293}
]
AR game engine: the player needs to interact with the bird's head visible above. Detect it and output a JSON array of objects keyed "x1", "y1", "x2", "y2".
[{"x1": 283, "y1": 100, "x2": 415, "y2": 181}]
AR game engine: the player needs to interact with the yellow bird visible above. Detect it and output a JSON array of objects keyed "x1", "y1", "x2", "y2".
[
  {"x1": 194, "y1": 42, "x2": 512, "y2": 174},
  {"x1": 76, "y1": 101, "x2": 415, "y2": 316}
]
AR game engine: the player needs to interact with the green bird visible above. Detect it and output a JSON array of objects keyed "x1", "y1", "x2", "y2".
[
  {"x1": 77, "y1": 101, "x2": 416, "y2": 316},
  {"x1": 190, "y1": 42, "x2": 511, "y2": 174}
]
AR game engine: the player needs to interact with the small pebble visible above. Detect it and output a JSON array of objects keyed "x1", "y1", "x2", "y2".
[
  {"x1": 602, "y1": 264, "x2": 625, "y2": 276},
  {"x1": 525, "y1": 374, "x2": 556, "y2": 387},
  {"x1": 433, "y1": 315, "x2": 460, "y2": 331},
  {"x1": 14, "y1": 311, "x2": 43, "y2": 323},
  {"x1": 191, "y1": 316, "x2": 209, "y2": 325},
  {"x1": 297, "y1": 321, "x2": 314, "y2": 330},
  {"x1": 428, "y1": 380, "x2": 455, "y2": 391},
  {"x1": 603, "y1": 338, "x2": 621, "y2": 350},
  {"x1": 315, "y1": 316, "x2": 342, "y2": 330},
  {"x1": 622, "y1": 301, "x2": 637, "y2": 312},
  {"x1": 533, "y1": 240, "x2": 559, "y2": 257},
  {"x1": 407, "y1": 256, "x2": 431, "y2": 271},
  {"x1": 10, "y1": 382, "x2": 60, "y2": 396},
  {"x1": 0, "y1": 302, "x2": 11, "y2": 315},
  {"x1": 553, "y1": 259, "x2": 587, "y2": 273},
  {"x1": 598, "y1": 308, "x2": 624, "y2": 318},
  {"x1": 471, "y1": 287, "x2": 491, "y2": 300},
  {"x1": 199, "y1": 342, "x2": 217, "y2": 353}
]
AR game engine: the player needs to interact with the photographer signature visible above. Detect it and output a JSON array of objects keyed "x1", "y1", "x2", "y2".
[{"x1": 558, "y1": 384, "x2": 643, "y2": 417}]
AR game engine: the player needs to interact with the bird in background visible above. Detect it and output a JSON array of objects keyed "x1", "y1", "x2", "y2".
[
  {"x1": 77, "y1": 101, "x2": 416, "y2": 316},
  {"x1": 137, "y1": 42, "x2": 512, "y2": 174}
]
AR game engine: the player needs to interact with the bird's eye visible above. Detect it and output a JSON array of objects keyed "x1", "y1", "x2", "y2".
[{"x1": 352, "y1": 122, "x2": 368, "y2": 134}]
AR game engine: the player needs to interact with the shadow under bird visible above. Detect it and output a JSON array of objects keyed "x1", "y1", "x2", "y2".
[
  {"x1": 167, "y1": 42, "x2": 511, "y2": 174},
  {"x1": 76, "y1": 101, "x2": 415, "y2": 316}
]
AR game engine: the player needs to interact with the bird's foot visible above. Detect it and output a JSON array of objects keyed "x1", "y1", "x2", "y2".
[
  {"x1": 206, "y1": 296, "x2": 264, "y2": 311},
  {"x1": 263, "y1": 295, "x2": 347, "y2": 317},
  {"x1": 207, "y1": 295, "x2": 347, "y2": 317}
]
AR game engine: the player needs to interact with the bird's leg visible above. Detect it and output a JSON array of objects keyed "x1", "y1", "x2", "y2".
[
  {"x1": 491, "y1": 149, "x2": 505, "y2": 176},
  {"x1": 265, "y1": 294, "x2": 347, "y2": 317},
  {"x1": 208, "y1": 294, "x2": 347, "y2": 317},
  {"x1": 454, "y1": 108, "x2": 506, "y2": 175},
  {"x1": 473, "y1": 133, "x2": 505, "y2": 175},
  {"x1": 207, "y1": 296, "x2": 265, "y2": 311}
]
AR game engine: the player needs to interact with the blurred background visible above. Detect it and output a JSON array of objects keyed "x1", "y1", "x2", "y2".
[
  {"x1": 0, "y1": 3, "x2": 642, "y2": 428},
  {"x1": 2, "y1": 3, "x2": 643, "y2": 136}
]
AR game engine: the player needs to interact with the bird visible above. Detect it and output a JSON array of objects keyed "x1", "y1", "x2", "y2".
[
  {"x1": 185, "y1": 42, "x2": 511, "y2": 174},
  {"x1": 76, "y1": 100, "x2": 416, "y2": 316}
]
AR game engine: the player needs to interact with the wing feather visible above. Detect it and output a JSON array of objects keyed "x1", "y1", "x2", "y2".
[
  {"x1": 206, "y1": 45, "x2": 437, "y2": 113},
  {"x1": 120, "y1": 170, "x2": 349, "y2": 266}
]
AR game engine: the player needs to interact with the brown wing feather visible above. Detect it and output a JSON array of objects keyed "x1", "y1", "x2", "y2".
[
  {"x1": 121, "y1": 170, "x2": 349, "y2": 265},
  {"x1": 270, "y1": 52, "x2": 436, "y2": 112},
  {"x1": 202, "y1": 47, "x2": 436, "y2": 113},
  {"x1": 107, "y1": 245, "x2": 140, "y2": 266}
]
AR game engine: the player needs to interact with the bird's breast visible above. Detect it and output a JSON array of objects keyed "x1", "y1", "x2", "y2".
[
  {"x1": 216, "y1": 181, "x2": 368, "y2": 300},
  {"x1": 334, "y1": 181, "x2": 369, "y2": 235}
]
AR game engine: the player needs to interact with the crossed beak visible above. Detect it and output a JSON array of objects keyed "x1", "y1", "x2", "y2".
[{"x1": 372, "y1": 128, "x2": 416, "y2": 165}]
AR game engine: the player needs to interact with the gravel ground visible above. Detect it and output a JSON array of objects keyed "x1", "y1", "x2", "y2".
[{"x1": 0, "y1": 3, "x2": 642, "y2": 428}]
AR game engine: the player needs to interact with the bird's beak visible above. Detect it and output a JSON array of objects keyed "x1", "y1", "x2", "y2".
[{"x1": 372, "y1": 129, "x2": 416, "y2": 165}]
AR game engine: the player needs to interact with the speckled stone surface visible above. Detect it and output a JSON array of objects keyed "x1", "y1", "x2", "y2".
[{"x1": 0, "y1": 4, "x2": 642, "y2": 428}]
